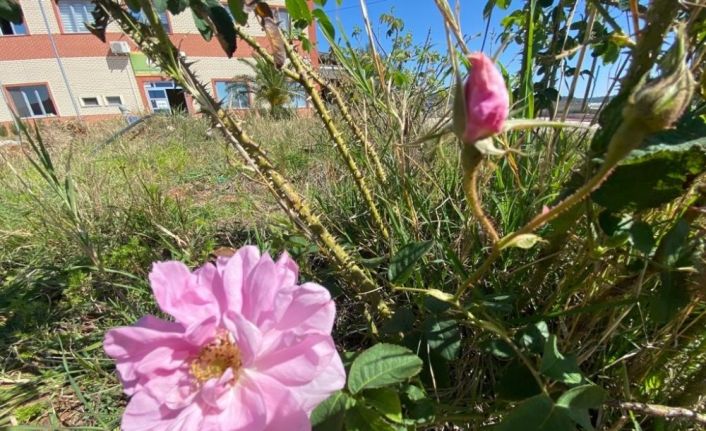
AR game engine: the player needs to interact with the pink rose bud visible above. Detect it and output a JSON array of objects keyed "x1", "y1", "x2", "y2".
[{"x1": 462, "y1": 53, "x2": 510, "y2": 144}]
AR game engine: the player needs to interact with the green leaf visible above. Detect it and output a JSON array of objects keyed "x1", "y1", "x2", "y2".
[
  {"x1": 381, "y1": 307, "x2": 416, "y2": 336},
  {"x1": 629, "y1": 221, "x2": 655, "y2": 255},
  {"x1": 348, "y1": 344, "x2": 423, "y2": 394},
  {"x1": 540, "y1": 335, "x2": 584, "y2": 385},
  {"x1": 208, "y1": 2, "x2": 237, "y2": 57},
  {"x1": 387, "y1": 240, "x2": 434, "y2": 284},
  {"x1": 313, "y1": 0, "x2": 327, "y2": 5},
  {"x1": 655, "y1": 218, "x2": 690, "y2": 268},
  {"x1": 650, "y1": 271, "x2": 690, "y2": 323},
  {"x1": 345, "y1": 405, "x2": 397, "y2": 431},
  {"x1": 312, "y1": 8, "x2": 335, "y2": 39},
  {"x1": 422, "y1": 317, "x2": 461, "y2": 361},
  {"x1": 497, "y1": 360, "x2": 543, "y2": 401},
  {"x1": 401, "y1": 384, "x2": 435, "y2": 423},
  {"x1": 153, "y1": 0, "x2": 168, "y2": 13},
  {"x1": 227, "y1": 0, "x2": 248, "y2": 25},
  {"x1": 285, "y1": 0, "x2": 312, "y2": 24},
  {"x1": 557, "y1": 385, "x2": 607, "y2": 431},
  {"x1": 593, "y1": 137, "x2": 706, "y2": 212},
  {"x1": 493, "y1": 394, "x2": 575, "y2": 431},
  {"x1": 0, "y1": 0, "x2": 22, "y2": 23},
  {"x1": 363, "y1": 388, "x2": 403, "y2": 423},
  {"x1": 311, "y1": 391, "x2": 352, "y2": 431},
  {"x1": 515, "y1": 321, "x2": 549, "y2": 355},
  {"x1": 166, "y1": 0, "x2": 189, "y2": 14},
  {"x1": 502, "y1": 234, "x2": 546, "y2": 250},
  {"x1": 191, "y1": 10, "x2": 213, "y2": 40}
]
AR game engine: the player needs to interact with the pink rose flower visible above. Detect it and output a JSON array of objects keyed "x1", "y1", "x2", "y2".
[
  {"x1": 463, "y1": 52, "x2": 510, "y2": 144},
  {"x1": 104, "y1": 246, "x2": 345, "y2": 430}
]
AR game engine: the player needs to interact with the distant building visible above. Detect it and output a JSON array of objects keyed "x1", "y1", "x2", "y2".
[{"x1": 0, "y1": 0, "x2": 318, "y2": 125}]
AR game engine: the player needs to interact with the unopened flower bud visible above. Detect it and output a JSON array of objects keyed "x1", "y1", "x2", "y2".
[
  {"x1": 623, "y1": 27, "x2": 695, "y2": 134},
  {"x1": 453, "y1": 52, "x2": 509, "y2": 145}
]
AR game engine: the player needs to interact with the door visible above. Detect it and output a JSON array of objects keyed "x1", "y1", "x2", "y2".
[{"x1": 144, "y1": 81, "x2": 187, "y2": 113}]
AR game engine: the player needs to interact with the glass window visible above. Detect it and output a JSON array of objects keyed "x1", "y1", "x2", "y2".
[
  {"x1": 58, "y1": 0, "x2": 94, "y2": 33},
  {"x1": 276, "y1": 8, "x2": 290, "y2": 32},
  {"x1": 215, "y1": 81, "x2": 250, "y2": 109},
  {"x1": 8, "y1": 85, "x2": 57, "y2": 118},
  {"x1": 130, "y1": 9, "x2": 171, "y2": 32},
  {"x1": 287, "y1": 82, "x2": 307, "y2": 109},
  {"x1": 81, "y1": 96, "x2": 100, "y2": 107},
  {"x1": 105, "y1": 96, "x2": 123, "y2": 106},
  {"x1": 0, "y1": 16, "x2": 27, "y2": 35}
]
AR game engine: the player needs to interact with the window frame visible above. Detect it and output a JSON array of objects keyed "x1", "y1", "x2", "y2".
[
  {"x1": 0, "y1": 13, "x2": 28, "y2": 36},
  {"x1": 105, "y1": 95, "x2": 124, "y2": 106},
  {"x1": 4, "y1": 83, "x2": 59, "y2": 119},
  {"x1": 80, "y1": 96, "x2": 102, "y2": 107},
  {"x1": 213, "y1": 79, "x2": 252, "y2": 110},
  {"x1": 55, "y1": 0, "x2": 94, "y2": 34}
]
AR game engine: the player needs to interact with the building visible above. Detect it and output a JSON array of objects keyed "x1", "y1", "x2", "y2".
[{"x1": 0, "y1": 0, "x2": 318, "y2": 125}]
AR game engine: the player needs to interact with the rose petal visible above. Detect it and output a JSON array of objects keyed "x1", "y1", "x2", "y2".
[
  {"x1": 104, "y1": 316, "x2": 194, "y2": 396},
  {"x1": 220, "y1": 246, "x2": 261, "y2": 315},
  {"x1": 295, "y1": 351, "x2": 346, "y2": 413},
  {"x1": 254, "y1": 334, "x2": 336, "y2": 386},
  {"x1": 249, "y1": 372, "x2": 311, "y2": 431},
  {"x1": 149, "y1": 261, "x2": 220, "y2": 326},
  {"x1": 274, "y1": 282, "x2": 335, "y2": 335}
]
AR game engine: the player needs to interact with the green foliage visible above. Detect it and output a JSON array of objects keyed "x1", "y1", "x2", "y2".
[
  {"x1": 347, "y1": 344, "x2": 423, "y2": 394},
  {"x1": 3, "y1": 1, "x2": 706, "y2": 430}
]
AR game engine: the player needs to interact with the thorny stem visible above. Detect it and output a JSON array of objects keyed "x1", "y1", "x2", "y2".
[
  {"x1": 281, "y1": 34, "x2": 391, "y2": 241},
  {"x1": 461, "y1": 146, "x2": 500, "y2": 245},
  {"x1": 454, "y1": 119, "x2": 647, "y2": 301},
  {"x1": 96, "y1": 0, "x2": 391, "y2": 320},
  {"x1": 233, "y1": 27, "x2": 388, "y2": 184},
  {"x1": 613, "y1": 401, "x2": 706, "y2": 426}
]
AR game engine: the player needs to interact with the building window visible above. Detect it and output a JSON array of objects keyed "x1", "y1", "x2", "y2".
[
  {"x1": 275, "y1": 8, "x2": 290, "y2": 32},
  {"x1": 0, "y1": 15, "x2": 27, "y2": 35},
  {"x1": 214, "y1": 81, "x2": 250, "y2": 109},
  {"x1": 130, "y1": 10, "x2": 171, "y2": 33},
  {"x1": 105, "y1": 96, "x2": 123, "y2": 106},
  {"x1": 58, "y1": 0, "x2": 94, "y2": 33},
  {"x1": 80, "y1": 96, "x2": 101, "y2": 107},
  {"x1": 287, "y1": 82, "x2": 307, "y2": 109},
  {"x1": 7, "y1": 85, "x2": 58, "y2": 118}
]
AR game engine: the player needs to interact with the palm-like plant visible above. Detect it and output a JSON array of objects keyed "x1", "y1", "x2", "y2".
[{"x1": 246, "y1": 55, "x2": 292, "y2": 118}]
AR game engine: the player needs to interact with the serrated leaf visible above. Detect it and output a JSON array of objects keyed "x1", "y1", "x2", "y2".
[
  {"x1": 227, "y1": 0, "x2": 248, "y2": 25},
  {"x1": 422, "y1": 317, "x2": 461, "y2": 361},
  {"x1": 387, "y1": 240, "x2": 434, "y2": 284},
  {"x1": 348, "y1": 344, "x2": 423, "y2": 394},
  {"x1": 363, "y1": 388, "x2": 402, "y2": 423},
  {"x1": 540, "y1": 335, "x2": 584, "y2": 385},
  {"x1": 502, "y1": 234, "x2": 545, "y2": 250},
  {"x1": 312, "y1": 8, "x2": 335, "y2": 39},
  {"x1": 593, "y1": 137, "x2": 706, "y2": 212},
  {"x1": 311, "y1": 391, "x2": 351, "y2": 431}
]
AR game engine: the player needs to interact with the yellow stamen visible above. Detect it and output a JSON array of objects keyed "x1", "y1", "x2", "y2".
[{"x1": 189, "y1": 332, "x2": 242, "y2": 384}]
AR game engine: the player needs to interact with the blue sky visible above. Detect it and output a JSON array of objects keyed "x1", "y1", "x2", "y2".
[{"x1": 316, "y1": 0, "x2": 628, "y2": 97}]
